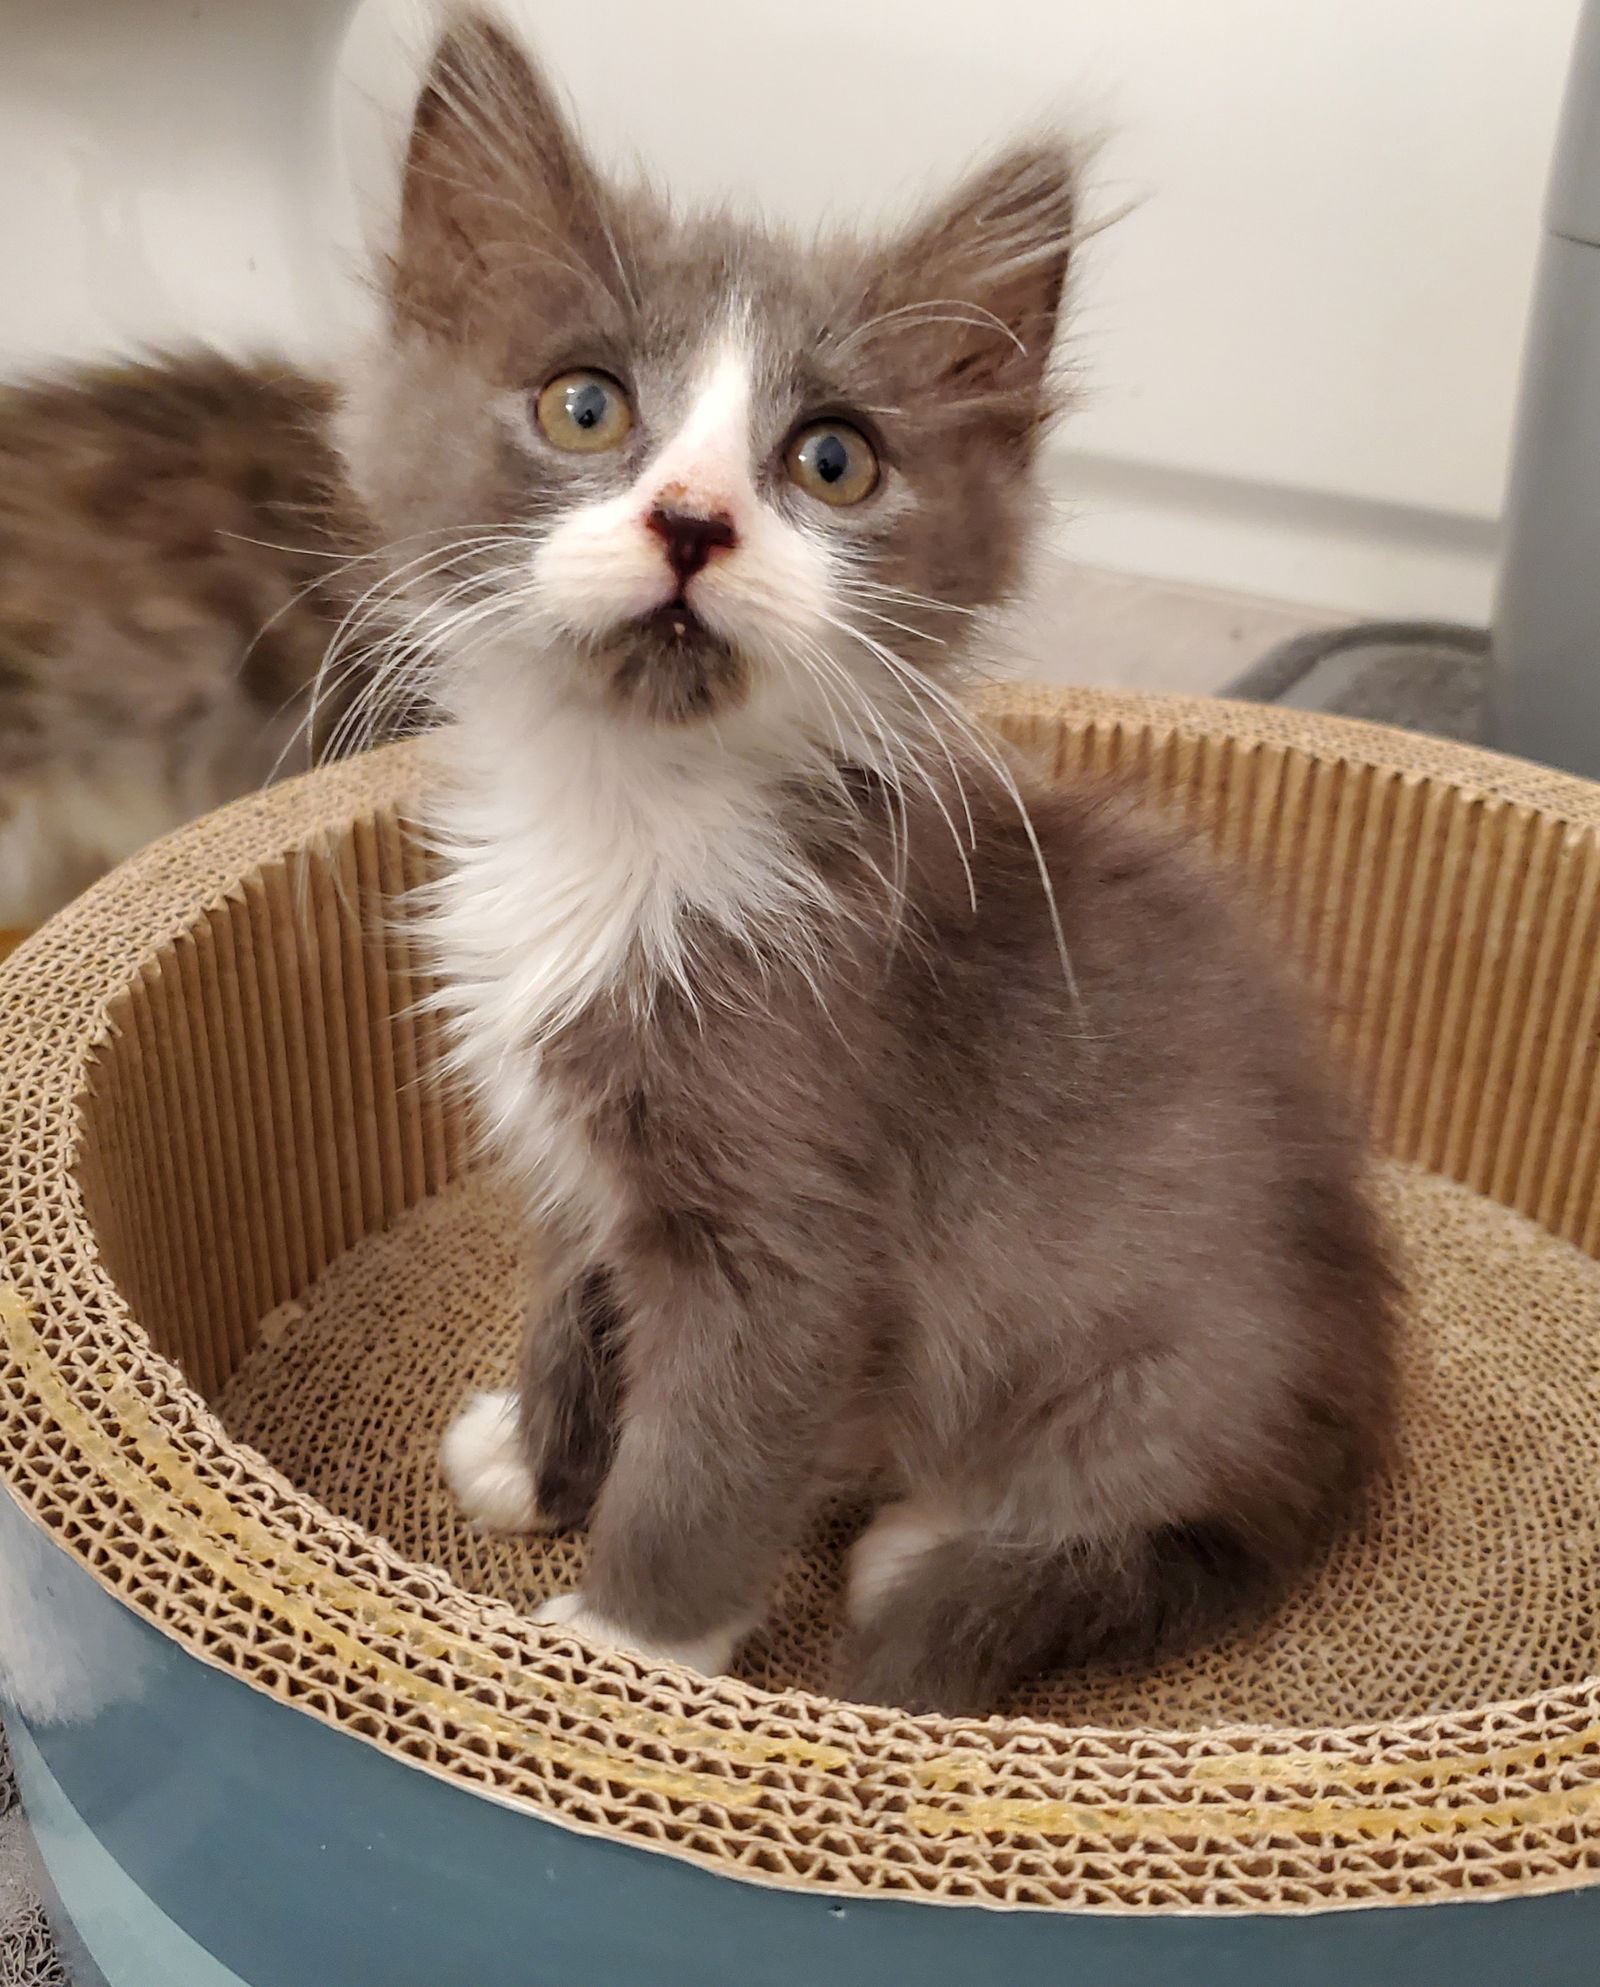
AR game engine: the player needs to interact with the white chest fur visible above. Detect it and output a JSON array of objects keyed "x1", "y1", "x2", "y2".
[{"x1": 426, "y1": 675, "x2": 822, "y2": 1240}]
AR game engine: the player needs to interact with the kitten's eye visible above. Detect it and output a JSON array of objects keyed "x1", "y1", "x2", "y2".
[
  {"x1": 785, "y1": 421, "x2": 879, "y2": 506},
  {"x1": 535, "y1": 370, "x2": 633, "y2": 453}
]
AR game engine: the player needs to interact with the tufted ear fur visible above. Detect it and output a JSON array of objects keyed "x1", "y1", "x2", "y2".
[
  {"x1": 390, "y1": 11, "x2": 622, "y2": 336},
  {"x1": 857, "y1": 144, "x2": 1078, "y2": 427}
]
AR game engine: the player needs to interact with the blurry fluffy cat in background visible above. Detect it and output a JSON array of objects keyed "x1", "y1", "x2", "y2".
[
  {"x1": 0, "y1": 355, "x2": 384, "y2": 929},
  {"x1": 329, "y1": 14, "x2": 1398, "y2": 1714}
]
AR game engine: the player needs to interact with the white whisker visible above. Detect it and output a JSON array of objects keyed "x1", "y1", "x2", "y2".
[
  {"x1": 833, "y1": 298, "x2": 1027, "y2": 359},
  {"x1": 820, "y1": 611, "x2": 1080, "y2": 1007},
  {"x1": 272, "y1": 529, "x2": 534, "y2": 784}
]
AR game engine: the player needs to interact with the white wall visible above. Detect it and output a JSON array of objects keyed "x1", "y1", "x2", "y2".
[
  {"x1": 416, "y1": 0, "x2": 1579, "y2": 619},
  {"x1": 0, "y1": 0, "x2": 1586, "y2": 620},
  {"x1": 0, "y1": 0, "x2": 360, "y2": 372}
]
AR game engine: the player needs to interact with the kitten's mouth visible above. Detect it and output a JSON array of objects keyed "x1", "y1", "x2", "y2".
[
  {"x1": 605, "y1": 599, "x2": 746, "y2": 723},
  {"x1": 642, "y1": 598, "x2": 709, "y2": 645}
]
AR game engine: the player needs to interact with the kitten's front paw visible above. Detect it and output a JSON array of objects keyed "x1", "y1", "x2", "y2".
[
  {"x1": 440, "y1": 1390, "x2": 548, "y2": 1534},
  {"x1": 533, "y1": 1590, "x2": 743, "y2": 1677}
]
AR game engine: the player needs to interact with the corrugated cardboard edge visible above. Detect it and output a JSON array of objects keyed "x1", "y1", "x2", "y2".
[{"x1": 1, "y1": 691, "x2": 1599, "y2": 1915}]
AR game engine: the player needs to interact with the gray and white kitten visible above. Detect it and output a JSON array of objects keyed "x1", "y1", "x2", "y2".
[{"x1": 337, "y1": 14, "x2": 1398, "y2": 1715}]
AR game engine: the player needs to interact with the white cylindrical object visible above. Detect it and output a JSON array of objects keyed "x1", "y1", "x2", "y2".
[{"x1": 1493, "y1": 0, "x2": 1600, "y2": 775}]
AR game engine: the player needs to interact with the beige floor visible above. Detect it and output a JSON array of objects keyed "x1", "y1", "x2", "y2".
[{"x1": 1001, "y1": 558, "x2": 1343, "y2": 696}]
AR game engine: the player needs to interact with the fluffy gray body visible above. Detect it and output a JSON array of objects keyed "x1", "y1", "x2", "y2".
[{"x1": 330, "y1": 14, "x2": 1403, "y2": 1715}]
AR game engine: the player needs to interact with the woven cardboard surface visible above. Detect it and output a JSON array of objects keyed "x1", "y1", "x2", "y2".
[
  {"x1": 217, "y1": 1158, "x2": 1600, "y2": 1732},
  {"x1": 4, "y1": 684, "x2": 1600, "y2": 1914}
]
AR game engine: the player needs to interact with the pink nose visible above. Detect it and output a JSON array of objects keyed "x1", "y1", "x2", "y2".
[{"x1": 646, "y1": 506, "x2": 737, "y2": 591}]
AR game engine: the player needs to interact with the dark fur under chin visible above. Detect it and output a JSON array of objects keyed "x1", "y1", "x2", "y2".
[{"x1": 602, "y1": 612, "x2": 746, "y2": 724}]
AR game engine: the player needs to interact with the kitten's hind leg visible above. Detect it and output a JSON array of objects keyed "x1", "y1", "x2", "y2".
[
  {"x1": 441, "y1": 1267, "x2": 623, "y2": 1534},
  {"x1": 523, "y1": 1266, "x2": 625, "y2": 1530},
  {"x1": 845, "y1": 1500, "x2": 963, "y2": 1626},
  {"x1": 839, "y1": 1517, "x2": 1283, "y2": 1716}
]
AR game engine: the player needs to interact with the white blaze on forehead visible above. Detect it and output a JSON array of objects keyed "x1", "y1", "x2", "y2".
[{"x1": 637, "y1": 340, "x2": 755, "y2": 519}]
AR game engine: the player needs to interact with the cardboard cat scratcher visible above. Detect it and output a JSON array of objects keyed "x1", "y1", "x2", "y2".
[{"x1": 3, "y1": 682, "x2": 1600, "y2": 1985}]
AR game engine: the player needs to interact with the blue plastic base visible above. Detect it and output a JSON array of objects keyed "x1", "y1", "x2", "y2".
[{"x1": 7, "y1": 1489, "x2": 1600, "y2": 1987}]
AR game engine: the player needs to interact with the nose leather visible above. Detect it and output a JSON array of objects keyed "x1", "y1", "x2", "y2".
[{"x1": 646, "y1": 505, "x2": 737, "y2": 589}]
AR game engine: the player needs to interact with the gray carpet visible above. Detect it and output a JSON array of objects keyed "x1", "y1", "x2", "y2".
[
  {"x1": 0, "y1": 616, "x2": 1497, "y2": 1983},
  {"x1": 1221, "y1": 620, "x2": 1492, "y2": 742},
  {"x1": 0, "y1": 1733, "x2": 63, "y2": 1987}
]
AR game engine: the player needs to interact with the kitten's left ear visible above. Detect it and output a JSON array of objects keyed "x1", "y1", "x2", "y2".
[{"x1": 861, "y1": 144, "x2": 1078, "y2": 410}]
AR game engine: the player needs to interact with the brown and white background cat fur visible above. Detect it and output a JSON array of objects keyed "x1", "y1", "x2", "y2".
[
  {"x1": 337, "y1": 12, "x2": 1398, "y2": 1714},
  {"x1": 0, "y1": 355, "x2": 377, "y2": 926}
]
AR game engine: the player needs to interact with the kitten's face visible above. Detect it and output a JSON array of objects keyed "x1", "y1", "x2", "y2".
[{"x1": 340, "y1": 17, "x2": 1076, "y2": 735}]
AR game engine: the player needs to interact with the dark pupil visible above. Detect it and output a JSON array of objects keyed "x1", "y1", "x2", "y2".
[
  {"x1": 569, "y1": 380, "x2": 607, "y2": 429},
  {"x1": 813, "y1": 433, "x2": 850, "y2": 484}
]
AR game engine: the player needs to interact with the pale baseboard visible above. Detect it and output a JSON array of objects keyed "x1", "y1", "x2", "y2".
[{"x1": 1043, "y1": 445, "x2": 1499, "y2": 628}]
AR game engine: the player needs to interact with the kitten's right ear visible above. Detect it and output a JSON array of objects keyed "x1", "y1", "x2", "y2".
[{"x1": 390, "y1": 12, "x2": 619, "y2": 334}]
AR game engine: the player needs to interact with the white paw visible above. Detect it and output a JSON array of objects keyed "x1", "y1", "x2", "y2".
[
  {"x1": 846, "y1": 1501, "x2": 959, "y2": 1627},
  {"x1": 440, "y1": 1390, "x2": 547, "y2": 1534},
  {"x1": 533, "y1": 1589, "x2": 745, "y2": 1676}
]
